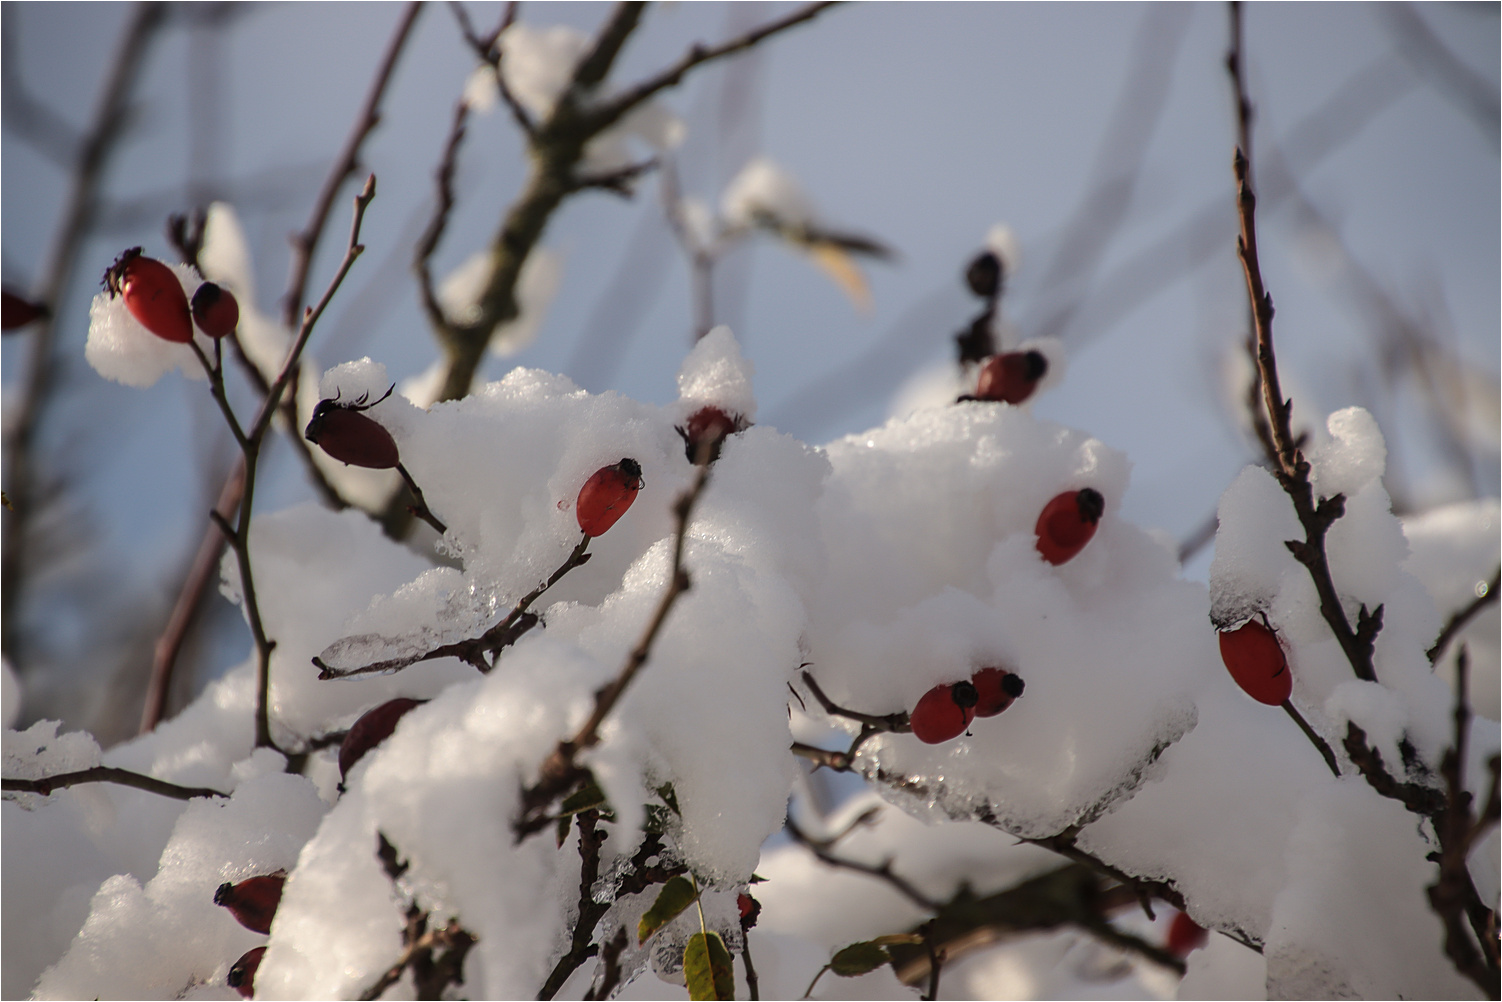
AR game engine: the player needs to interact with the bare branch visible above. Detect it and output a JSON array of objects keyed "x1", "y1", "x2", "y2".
[
  {"x1": 515, "y1": 462, "x2": 713, "y2": 839},
  {"x1": 3, "y1": 766, "x2": 228, "y2": 801},
  {"x1": 1428, "y1": 569, "x2": 1500, "y2": 664}
]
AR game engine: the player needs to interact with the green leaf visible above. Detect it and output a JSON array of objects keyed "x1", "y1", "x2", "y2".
[
  {"x1": 558, "y1": 780, "x2": 607, "y2": 817},
  {"x1": 654, "y1": 782, "x2": 681, "y2": 815},
  {"x1": 829, "y1": 940, "x2": 891, "y2": 977},
  {"x1": 637, "y1": 876, "x2": 697, "y2": 944},
  {"x1": 684, "y1": 931, "x2": 735, "y2": 1001}
]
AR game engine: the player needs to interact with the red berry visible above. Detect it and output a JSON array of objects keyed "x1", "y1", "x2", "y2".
[
  {"x1": 190, "y1": 281, "x2": 239, "y2": 339},
  {"x1": 339, "y1": 698, "x2": 426, "y2": 780},
  {"x1": 103, "y1": 248, "x2": 193, "y2": 343},
  {"x1": 677, "y1": 406, "x2": 745, "y2": 464},
  {"x1": 910, "y1": 681, "x2": 979, "y2": 744},
  {"x1": 970, "y1": 667, "x2": 1024, "y2": 718},
  {"x1": 1035, "y1": 488, "x2": 1104, "y2": 565},
  {"x1": 214, "y1": 872, "x2": 286, "y2": 934},
  {"x1": 737, "y1": 892, "x2": 760, "y2": 928},
  {"x1": 1218, "y1": 618, "x2": 1292, "y2": 706},
  {"x1": 227, "y1": 946, "x2": 266, "y2": 998},
  {"x1": 304, "y1": 399, "x2": 399, "y2": 469},
  {"x1": 576, "y1": 459, "x2": 643, "y2": 537},
  {"x1": 975, "y1": 350, "x2": 1047, "y2": 404},
  {"x1": 1166, "y1": 911, "x2": 1208, "y2": 957}
]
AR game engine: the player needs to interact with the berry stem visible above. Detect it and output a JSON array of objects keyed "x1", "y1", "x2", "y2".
[
  {"x1": 1281, "y1": 700, "x2": 1340, "y2": 778},
  {"x1": 395, "y1": 462, "x2": 447, "y2": 535}
]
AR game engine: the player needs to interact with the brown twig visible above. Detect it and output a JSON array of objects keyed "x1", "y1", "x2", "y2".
[
  {"x1": 1226, "y1": 5, "x2": 1380, "y2": 686},
  {"x1": 584, "y1": 928, "x2": 629, "y2": 1001},
  {"x1": 315, "y1": 533, "x2": 589, "y2": 679},
  {"x1": 425, "y1": 1, "x2": 840, "y2": 406},
  {"x1": 220, "y1": 178, "x2": 377, "y2": 750},
  {"x1": 1282, "y1": 700, "x2": 1341, "y2": 778},
  {"x1": 1428, "y1": 569, "x2": 1500, "y2": 664},
  {"x1": 785, "y1": 813, "x2": 940, "y2": 911},
  {"x1": 1426, "y1": 651, "x2": 1500, "y2": 997},
  {"x1": 3, "y1": 765, "x2": 228, "y2": 801},
  {"x1": 360, "y1": 833, "x2": 478, "y2": 1001},
  {"x1": 139, "y1": 461, "x2": 245, "y2": 733},
  {"x1": 515, "y1": 462, "x2": 713, "y2": 839}
]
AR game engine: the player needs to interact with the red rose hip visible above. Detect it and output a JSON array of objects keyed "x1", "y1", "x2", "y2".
[
  {"x1": 1218, "y1": 618, "x2": 1292, "y2": 706},
  {"x1": 678, "y1": 406, "x2": 745, "y2": 464},
  {"x1": 1166, "y1": 911, "x2": 1209, "y2": 957},
  {"x1": 1035, "y1": 488, "x2": 1104, "y2": 565},
  {"x1": 304, "y1": 390, "x2": 400, "y2": 469},
  {"x1": 910, "y1": 680, "x2": 979, "y2": 744},
  {"x1": 970, "y1": 667, "x2": 1025, "y2": 717},
  {"x1": 339, "y1": 697, "x2": 426, "y2": 780},
  {"x1": 103, "y1": 248, "x2": 193, "y2": 343},
  {"x1": 576, "y1": 459, "x2": 643, "y2": 537},
  {"x1": 190, "y1": 281, "x2": 240, "y2": 339},
  {"x1": 975, "y1": 350, "x2": 1047, "y2": 404},
  {"x1": 215, "y1": 872, "x2": 286, "y2": 934},
  {"x1": 227, "y1": 946, "x2": 266, "y2": 999}
]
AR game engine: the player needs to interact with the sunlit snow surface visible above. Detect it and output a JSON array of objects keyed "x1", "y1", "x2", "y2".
[{"x1": 7, "y1": 336, "x2": 1497, "y2": 999}]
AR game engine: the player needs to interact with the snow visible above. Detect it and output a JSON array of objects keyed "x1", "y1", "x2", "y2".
[
  {"x1": 14, "y1": 324, "x2": 1499, "y2": 999},
  {"x1": 721, "y1": 156, "x2": 817, "y2": 231},
  {"x1": 84, "y1": 261, "x2": 211, "y2": 388}
]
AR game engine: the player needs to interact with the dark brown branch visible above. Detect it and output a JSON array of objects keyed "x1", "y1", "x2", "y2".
[
  {"x1": 1226, "y1": 9, "x2": 1379, "y2": 685},
  {"x1": 1428, "y1": 569, "x2": 1500, "y2": 664},
  {"x1": 139, "y1": 461, "x2": 245, "y2": 733},
  {"x1": 785, "y1": 813, "x2": 941, "y2": 912},
  {"x1": 1427, "y1": 651, "x2": 1501, "y2": 996},
  {"x1": 3, "y1": 765, "x2": 228, "y2": 801},
  {"x1": 799, "y1": 671, "x2": 912, "y2": 733},
  {"x1": 516, "y1": 463, "x2": 713, "y2": 839},
  {"x1": 316, "y1": 533, "x2": 589, "y2": 679},
  {"x1": 1342, "y1": 723, "x2": 1448, "y2": 817},
  {"x1": 584, "y1": 927, "x2": 629, "y2": 1001},
  {"x1": 360, "y1": 834, "x2": 478, "y2": 1001},
  {"x1": 414, "y1": 99, "x2": 472, "y2": 337},
  {"x1": 594, "y1": 2, "x2": 841, "y2": 134}
]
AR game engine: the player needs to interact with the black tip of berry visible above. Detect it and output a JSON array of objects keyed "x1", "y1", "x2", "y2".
[
  {"x1": 951, "y1": 680, "x2": 979, "y2": 709},
  {"x1": 214, "y1": 881, "x2": 234, "y2": 906},
  {"x1": 1001, "y1": 673, "x2": 1025, "y2": 697},
  {"x1": 1076, "y1": 488, "x2": 1105, "y2": 524},
  {"x1": 618, "y1": 458, "x2": 642, "y2": 479},
  {"x1": 1022, "y1": 350, "x2": 1048, "y2": 382},
  {"x1": 191, "y1": 282, "x2": 224, "y2": 311},
  {"x1": 964, "y1": 251, "x2": 1003, "y2": 299}
]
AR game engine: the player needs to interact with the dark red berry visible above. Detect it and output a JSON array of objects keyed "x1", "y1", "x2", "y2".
[
  {"x1": 304, "y1": 396, "x2": 399, "y2": 469},
  {"x1": 339, "y1": 698, "x2": 426, "y2": 780},
  {"x1": 975, "y1": 350, "x2": 1048, "y2": 404},
  {"x1": 910, "y1": 681, "x2": 979, "y2": 744},
  {"x1": 227, "y1": 946, "x2": 266, "y2": 998},
  {"x1": 103, "y1": 248, "x2": 193, "y2": 343},
  {"x1": 214, "y1": 872, "x2": 286, "y2": 934},
  {"x1": 1166, "y1": 911, "x2": 1209, "y2": 957},
  {"x1": 737, "y1": 892, "x2": 761, "y2": 929},
  {"x1": 677, "y1": 406, "x2": 746, "y2": 464},
  {"x1": 2, "y1": 290, "x2": 47, "y2": 330},
  {"x1": 1035, "y1": 488, "x2": 1104, "y2": 565},
  {"x1": 190, "y1": 281, "x2": 239, "y2": 339},
  {"x1": 576, "y1": 459, "x2": 643, "y2": 537},
  {"x1": 964, "y1": 250, "x2": 1003, "y2": 299},
  {"x1": 970, "y1": 667, "x2": 1024, "y2": 718},
  {"x1": 1218, "y1": 618, "x2": 1292, "y2": 706}
]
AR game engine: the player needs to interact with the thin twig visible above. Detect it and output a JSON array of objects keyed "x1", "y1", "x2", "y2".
[
  {"x1": 1428, "y1": 569, "x2": 1500, "y2": 664},
  {"x1": 1282, "y1": 700, "x2": 1341, "y2": 778},
  {"x1": 315, "y1": 533, "x2": 589, "y2": 679},
  {"x1": 1226, "y1": 3, "x2": 1380, "y2": 685},
  {"x1": 3, "y1": 765, "x2": 228, "y2": 801},
  {"x1": 785, "y1": 814, "x2": 940, "y2": 911},
  {"x1": 799, "y1": 671, "x2": 912, "y2": 733},
  {"x1": 515, "y1": 462, "x2": 713, "y2": 839}
]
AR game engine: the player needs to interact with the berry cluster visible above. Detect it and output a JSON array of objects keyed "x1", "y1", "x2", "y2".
[
  {"x1": 102, "y1": 248, "x2": 240, "y2": 343},
  {"x1": 910, "y1": 666, "x2": 1026, "y2": 744}
]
